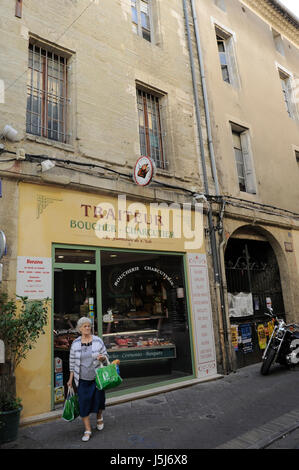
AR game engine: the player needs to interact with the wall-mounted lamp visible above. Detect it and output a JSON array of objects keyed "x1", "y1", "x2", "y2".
[{"x1": 1, "y1": 125, "x2": 19, "y2": 142}]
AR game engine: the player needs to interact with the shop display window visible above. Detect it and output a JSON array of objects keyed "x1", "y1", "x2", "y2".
[{"x1": 101, "y1": 251, "x2": 193, "y2": 390}]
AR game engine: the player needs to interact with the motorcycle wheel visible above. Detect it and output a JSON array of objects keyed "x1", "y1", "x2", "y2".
[{"x1": 260, "y1": 347, "x2": 276, "y2": 375}]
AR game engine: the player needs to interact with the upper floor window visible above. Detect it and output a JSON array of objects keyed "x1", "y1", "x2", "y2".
[
  {"x1": 137, "y1": 87, "x2": 166, "y2": 170},
  {"x1": 214, "y1": 0, "x2": 226, "y2": 12},
  {"x1": 215, "y1": 26, "x2": 239, "y2": 87},
  {"x1": 131, "y1": 0, "x2": 152, "y2": 42},
  {"x1": 279, "y1": 69, "x2": 294, "y2": 118},
  {"x1": 26, "y1": 42, "x2": 70, "y2": 144},
  {"x1": 231, "y1": 123, "x2": 256, "y2": 194},
  {"x1": 217, "y1": 35, "x2": 230, "y2": 83},
  {"x1": 272, "y1": 29, "x2": 285, "y2": 55}
]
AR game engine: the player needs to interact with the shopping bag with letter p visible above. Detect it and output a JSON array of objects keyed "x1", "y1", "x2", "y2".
[{"x1": 95, "y1": 361, "x2": 122, "y2": 391}]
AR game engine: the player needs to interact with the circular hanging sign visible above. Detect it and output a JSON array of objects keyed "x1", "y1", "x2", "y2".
[{"x1": 133, "y1": 156, "x2": 155, "y2": 187}]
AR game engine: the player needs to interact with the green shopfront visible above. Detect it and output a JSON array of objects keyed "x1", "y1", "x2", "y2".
[{"x1": 53, "y1": 245, "x2": 195, "y2": 404}]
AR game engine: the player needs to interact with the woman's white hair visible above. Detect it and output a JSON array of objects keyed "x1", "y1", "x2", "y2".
[{"x1": 76, "y1": 316, "x2": 92, "y2": 333}]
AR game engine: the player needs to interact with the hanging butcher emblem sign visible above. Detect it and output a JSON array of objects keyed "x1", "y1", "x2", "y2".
[{"x1": 133, "y1": 156, "x2": 156, "y2": 186}]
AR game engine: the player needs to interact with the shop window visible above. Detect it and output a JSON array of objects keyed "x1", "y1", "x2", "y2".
[
  {"x1": 26, "y1": 40, "x2": 71, "y2": 144},
  {"x1": 131, "y1": 0, "x2": 152, "y2": 42},
  {"x1": 101, "y1": 250, "x2": 193, "y2": 390},
  {"x1": 137, "y1": 87, "x2": 167, "y2": 170}
]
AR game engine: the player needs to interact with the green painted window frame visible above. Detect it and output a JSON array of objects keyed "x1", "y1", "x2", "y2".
[{"x1": 51, "y1": 243, "x2": 196, "y2": 407}]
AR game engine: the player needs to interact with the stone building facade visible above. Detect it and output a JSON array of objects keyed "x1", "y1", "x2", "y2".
[{"x1": 0, "y1": 0, "x2": 298, "y2": 420}]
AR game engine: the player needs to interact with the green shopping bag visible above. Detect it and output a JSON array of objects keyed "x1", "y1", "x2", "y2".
[
  {"x1": 62, "y1": 388, "x2": 80, "y2": 422},
  {"x1": 95, "y1": 361, "x2": 122, "y2": 391}
]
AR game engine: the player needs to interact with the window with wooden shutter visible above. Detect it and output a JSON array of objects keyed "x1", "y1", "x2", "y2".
[
  {"x1": 214, "y1": 26, "x2": 239, "y2": 88},
  {"x1": 231, "y1": 123, "x2": 256, "y2": 194},
  {"x1": 279, "y1": 70, "x2": 293, "y2": 118}
]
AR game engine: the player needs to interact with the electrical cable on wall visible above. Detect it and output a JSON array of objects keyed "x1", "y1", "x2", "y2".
[{"x1": 1, "y1": 148, "x2": 299, "y2": 220}]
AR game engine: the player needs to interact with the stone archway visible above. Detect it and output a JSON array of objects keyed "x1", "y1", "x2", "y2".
[{"x1": 224, "y1": 224, "x2": 289, "y2": 368}]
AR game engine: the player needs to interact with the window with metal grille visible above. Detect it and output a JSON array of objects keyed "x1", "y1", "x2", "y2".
[
  {"x1": 137, "y1": 88, "x2": 166, "y2": 170},
  {"x1": 26, "y1": 43, "x2": 70, "y2": 144},
  {"x1": 131, "y1": 0, "x2": 152, "y2": 42}
]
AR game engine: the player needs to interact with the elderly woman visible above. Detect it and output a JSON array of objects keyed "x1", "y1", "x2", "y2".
[{"x1": 67, "y1": 317, "x2": 108, "y2": 442}]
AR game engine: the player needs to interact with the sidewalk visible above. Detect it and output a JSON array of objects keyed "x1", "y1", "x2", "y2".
[{"x1": 1, "y1": 363, "x2": 299, "y2": 450}]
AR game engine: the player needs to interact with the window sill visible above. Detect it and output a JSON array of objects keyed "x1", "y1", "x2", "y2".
[
  {"x1": 156, "y1": 168, "x2": 173, "y2": 178},
  {"x1": 25, "y1": 134, "x2": 74, "y2": 153},
  {"x1": 239, "y1": 191, "x2": 258, "y2": 200}
]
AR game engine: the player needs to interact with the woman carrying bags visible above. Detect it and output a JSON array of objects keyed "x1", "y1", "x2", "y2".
[{"x1": 67, "y1": 317, "x2": 108, "y2": 442}]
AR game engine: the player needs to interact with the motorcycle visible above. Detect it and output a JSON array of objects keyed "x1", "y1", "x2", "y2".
[{"x1": 260, "y1": 307, "x2": 299, "y2": 375}]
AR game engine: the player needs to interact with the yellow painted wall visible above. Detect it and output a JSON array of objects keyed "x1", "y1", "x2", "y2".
[{"x1": 17, "y1": 182, "x2": 206, "y2": 418}]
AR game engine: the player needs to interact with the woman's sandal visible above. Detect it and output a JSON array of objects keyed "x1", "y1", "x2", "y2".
[
  {"x1": 97, "y1": 417, "x2": 104, "y2": 431},
  {"x1": 82, "y1": 430, "x2": 92, "y2": 442}
]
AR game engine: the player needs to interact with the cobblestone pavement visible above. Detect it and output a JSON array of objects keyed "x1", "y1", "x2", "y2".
[{"x1": 1, "y1": 362, "x2": 299, "y2": 450}]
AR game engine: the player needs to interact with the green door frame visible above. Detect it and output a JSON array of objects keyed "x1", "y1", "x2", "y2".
[{"x1": 51, "y1": 243, "x2": 196, "y2": 408}]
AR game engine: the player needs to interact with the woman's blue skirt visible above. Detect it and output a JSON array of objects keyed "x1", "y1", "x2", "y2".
[{"x1": 77, "y1": 379, "x2": 106, "y2": 417}]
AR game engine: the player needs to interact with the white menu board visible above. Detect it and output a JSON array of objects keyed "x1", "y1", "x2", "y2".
[
  {"x1": 187, "y1": 253, "x2": 217, "y2": 378},
  {"x1": 16, "y1": 256, "x2": 52, "y2": 300}
]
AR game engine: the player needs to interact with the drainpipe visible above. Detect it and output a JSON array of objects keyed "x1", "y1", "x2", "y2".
[
  {"x1": 190, "y1": 0, "x2": 220, "y2": 197},
  {"x1": 182, "y1": 0, "x2": 219, "y2": 281},
  {"x1": 183, "y1": 0, "x2": 233, "y2": 373}
]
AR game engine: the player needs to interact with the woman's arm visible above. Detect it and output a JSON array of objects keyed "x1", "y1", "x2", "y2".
[
  {"x1": 95, "y1": 337, "x2": 109, "y2": 364},
  {"x1": 68, "y1": 343, "x2": 76, "y2": 387},
  {"x1": 67, "y1": 371, "x2": 74, "y2": 389}
]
